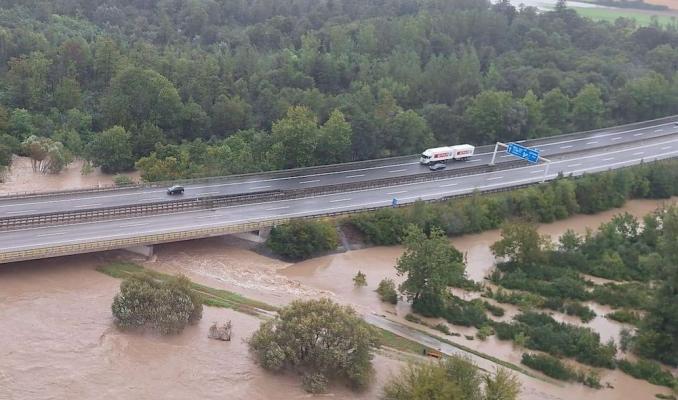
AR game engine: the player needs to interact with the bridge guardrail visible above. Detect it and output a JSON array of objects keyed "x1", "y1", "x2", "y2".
[
  {"x1": 2, "y1": 114, "x2": 676, "y2": 200},
  {"x1": 2, "y1": 157, "x2": 676, "y2": 264},
  {"x1": 0, "y1": 159, "x2": 530, "y2": 230}
]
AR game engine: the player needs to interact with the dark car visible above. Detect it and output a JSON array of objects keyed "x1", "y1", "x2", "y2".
[
  {"x1": 167, "y1": 185, "x2": 185, "y2": 195},
  {"x1": 429, "y1": 163, "x2": 447, "y2": 171}
]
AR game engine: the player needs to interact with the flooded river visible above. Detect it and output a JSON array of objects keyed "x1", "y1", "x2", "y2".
[{"x1": 1, "y1": 198, "x2": 676, "y2": 399}]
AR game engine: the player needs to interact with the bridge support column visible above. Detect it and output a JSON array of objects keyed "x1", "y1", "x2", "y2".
[
  {"x1": 124, "y1": 245, "x2": 155, "y2": 258},
  {"x1": 257, "y1": 227, "x2": 272, "y2": 240}
]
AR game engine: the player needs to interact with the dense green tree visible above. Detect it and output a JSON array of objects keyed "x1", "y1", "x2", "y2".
[
  {"x1": 248, "y1": 298, "x2": 376, "y2": 391},
  {"x1": 382, "y1": 356, "x2": 520, "y2": 400},
  {"x1": 87, "y1": 126, "x2": 134, "y2": 173},
  {"x1": 316, "y1": 109, "x2": 352, "y2": 164},
  {"x1": 464, "y1": 90, "x2": 527, "y2": 143},
  {"x1": 491, "y1": 221, "x2": 551, "y2": 265},
  {"x1": 101, "y1": 66, "x2": 183, "y2": 130},
  {"x1": 396, "y1": 225, "x2": 466, "y2": 316},
  {"x1": 267, "y1": 219, "x2": 339, "y2": 260},
  {"x1": 572, "y1": 84, "x2": 605, "y2": 130},
  {"x1": 267, "y1": 106, "x2": 320, "y2": 169},
  {"x1": 541, "y1": 88, "x2": 570, "y2": 133}
]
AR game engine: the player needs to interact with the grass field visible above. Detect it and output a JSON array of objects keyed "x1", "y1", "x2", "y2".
[{"x1": 573, "y1": 6, "x2": 678, "y2": 26}]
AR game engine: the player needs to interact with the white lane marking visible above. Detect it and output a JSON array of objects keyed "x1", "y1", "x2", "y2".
[
  {"x1": 3, "y1": 122, "x2": 672, "y2": 209},
  {"x1": 661, "y1": 146, "x2": 672, "y2": 150},
  {"x1": 568, "y1": 163, "x2": 582, "y2": 168},
  {"x1": 74, "y1": 203, "x2": 102, "y2": 208},
  {"x1": 118, "y1": 222, "x2": 150, "y2": 228},
  {"x1": 388, "y1": 169, "x2": 407, "y2": 173},
  {"x1": 633, "y1": 152, "x2": 644, "y2": 156},
  {"x1": 655, "y1": 129, "x2": 664, "y2": 133},
  {"x1": 386, "y1": 191, "x2": 408, "y2": 195},
  {"x1": 611, "y1": 137, "x2": 622, "y2": 141},
  {"x1": 6, "y1": 209, "x2": 37, "y2": 214},
  {"x1": 265, "y1": 206, "x2": 290, "y2": 211},
  {"x1": 199, "y1": 191, "x2": 219, "y2": 196},
  {"x1": 486, "y1": 176, "x2": 503, "y2": 181},
  {"x1": 441, "y1": 183, "x2": 458, "y2": 187},
  {"x1": 329, "y1": 198, "x2": 352, "y2": 203},
  {"x1": 8, "y1": 147, "x2": 678, "y2": 251},
  {"x1": 634, "y1": 132, "x2": 645, "y2": 136},
  {"x1": 5, "y1": 138, "x2": 678, "y2": 237},
  {"x1": 299, "y1": 180, "x2": 320, "y2": 184},
  {"x1": 500, "y1": 155, "x2": 512, "y2": 158},
  {"x1": 345, "y1": 174, "x2": 365, "y2": 179},
  {"x1": 586, "y1": 141, "x2": 599, "y2": 145},
  {"x1": 250, "y1": 185, "x2": 271, "y2": 190},
  {"x1": 530, "y1": 170, "x2": 542, "y2": 174},
  {"x1": 560, "y1": 145, "x2": 573, "y2": 149},
  {"x1": 196, "y1": 215, "x2": 216, "y2": 219},
  {"x1": 36, "y1": 231, "x2": 66, "y2": 237}
]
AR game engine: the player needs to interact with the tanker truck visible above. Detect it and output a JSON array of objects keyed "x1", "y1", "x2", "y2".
[{"x1": 419, "y1": 144, "x2": 475, "y2": 165}]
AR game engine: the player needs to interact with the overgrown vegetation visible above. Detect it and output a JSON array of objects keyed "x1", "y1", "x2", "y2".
[
  {"x1": 248, "y1": 298, "x2": 376, "y2": 393},
  {"x1": 376, "y1": 278, "x2": 398, "y2": 304},
  {"x1": 351, "y1": 161, "x2": 678, "y2": 245},
  {"x1": 521, "y1": 353, "x2": 601, "y2": 388},
  {"x1": 111, "y1": 273, "x2": 203, "y2": 335},
  {"x1": 266, "y1": 219, "x2": 338, "y2": 260},
  {"x1": 617, "y1": 359, "x2": 678, "y2": 389},
  {"x1": 3, "y1": 1, "x2": 678, "y2": 177},
  {"x1": 382, "y1": 356, "x2": 521, "y2": 400}
]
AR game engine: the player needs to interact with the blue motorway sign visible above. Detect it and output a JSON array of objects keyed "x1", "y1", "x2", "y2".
[{"x1": 506, "y1": 142, "x2": 540, "y2": 163}]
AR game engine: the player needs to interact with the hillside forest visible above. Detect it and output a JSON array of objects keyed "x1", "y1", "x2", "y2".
[{"x1": 1, "y1": 0, "x2": 678, "y2": 180}]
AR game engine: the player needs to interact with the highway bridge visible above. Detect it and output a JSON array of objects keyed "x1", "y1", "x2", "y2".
[{"x1": 1, "y1": 116, "x2": 677, "y2": 263}]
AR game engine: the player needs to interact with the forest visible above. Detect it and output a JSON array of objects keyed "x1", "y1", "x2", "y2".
[{"x1": 1, "y1": 0, "x2": 678, "y2": 178}]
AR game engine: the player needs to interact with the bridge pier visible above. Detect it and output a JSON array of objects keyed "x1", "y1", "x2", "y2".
[
  {"x1": 123, "y1": 245, "x2": 155, "y2": 258},
  {"x1": 257, "y1": 227, "x2": 272, "y2": 240}
]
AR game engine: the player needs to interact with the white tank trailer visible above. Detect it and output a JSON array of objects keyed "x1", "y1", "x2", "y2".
[{"x1": 419, "y1": 144, "x2": 475, "y2": 165}]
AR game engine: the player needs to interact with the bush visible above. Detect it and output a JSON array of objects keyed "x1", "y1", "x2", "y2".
[
  {"x1": 562, "y1": 302, "x2": 596, "y2": 323},
  {"x1": 382, "y1": 355, "x2": 520, "y2": 400},
  {"x1": 350, "y1": 208, "x2": 407, "y2": 245},
  {"x1": 353, "y1": 270, "x2": 367, "y2": 287},
  {"x1": 404, "y1": 313, "x2": 422, "y2": 324},
  {"x1": 113, "y1": 174, "x2": 135, "y2": 186},
  {"x1": 267, "y1": 219, "x2": 339, "y2": 260},
  {"x1": 376, "y1": 278, "x2": 398, "y2": 304},
  {"x1": 476, "y1": 325, "x2": 494, "y2": 340},
  {"x1": 607, "y1": 309, "x2": 642, "y2": 325},
  {"x1": 433, "y1": 323, "x2": 451, "y2": 335},
  {"x1": 483, "y1": 301, "x2": 505, "y2": 317},
  {"x1": 302, "y1": 372, "x2": 328, "y2": 394},
  {"x1": 248, "y1": 299, "x2": 375, "y2": 390},
  {"x1": 521, "y1": 353, "x2": 575, "y2": 381},
  {"x1": 617, "y1": 359, "x2": 677, "y2": 388},
  {"x1": 111, "y1": 274, "x2": 203, "y2": 335}
]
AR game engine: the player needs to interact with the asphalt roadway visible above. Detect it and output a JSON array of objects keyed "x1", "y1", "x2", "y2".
[
  {"x1": 1, "y1": 119, "x2": 677, "y2": 217},
  {"x1": 2, "y1": 135, "x2": 677, "y2": 254}
]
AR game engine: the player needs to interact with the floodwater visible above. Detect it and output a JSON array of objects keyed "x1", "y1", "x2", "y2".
[
  {"x1": 1, "y1": 198, "x2": 676, "y2": 399},
  {"x1": 0, "y1": 255, "x2": 400, "y2": 400},
  {"x1": 0, "y1": 156, "x2": 140, "y2": 195}
]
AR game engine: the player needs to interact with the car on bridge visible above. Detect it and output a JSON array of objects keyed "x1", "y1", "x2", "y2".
[
  {"x1": 429, "y1": 163, "x2": 447, "y2": 171},
  {"x1": 166, "y1": 185, "x2": 185, "y2": 195}
]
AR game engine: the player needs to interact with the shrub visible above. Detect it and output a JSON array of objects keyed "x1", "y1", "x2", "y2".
[
  {"x1": 563, "y1": 302, "x2": 596, "y2": 323},
  {"x1": 382, "y1": 355, "x2": 520, "y2": 400},
  {"x1": 267, "y1": 219, "x2": 339, "y2": 260},
  {"x1": 111, "y1": 274, "x2": 202, "y2": 334},
  {"x1": 113, "y1": 174, "x2": 135, "y2": 186},
  {"x1": 617, "y1": 359, "x2": 677, "y2": 388},
  {"x1": 376, "y1": 278, "x2": 398, "y2": 304},
  {"x1": 483, "y1": 301, "x2": 505, "y2": 317},
  {"x1": 433, "y1": 323, "x2": 451, "y2": 335},
  {"x1": 476, "y1": 325, "x2": 494, "y2": 340},
  {"x1": 521, "y1": 353, "x2": 575, "y2": 381},
  {"x1": 302, "y1": 372, "x2": 328, "y2": 394},
  {"x1": 350, "y1": 208, "x2": 407, "y2": 245},
  {"x1": 404, "y1": 313, "x2": 422, "y2": 324},
  {"x1": 248, "y1": 299, "x2": 375, "y2": 390},
  {"x1": 353, "y1": 270, "x2": 367, "y2": 287},
  {"x1": 607, "y1": 309, "x2": 642, "y2": 325}
]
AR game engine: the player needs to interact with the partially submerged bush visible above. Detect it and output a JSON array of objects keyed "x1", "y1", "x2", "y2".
[
  {"x1": 376, "y1": 278, "x2": 398, "y2": 304},
  {"x1": 112, "y1": 274, "x2": 202, "y2": 334},
  {"x1": 267, "y1": 219, "x2": 339, "y2": 260},
  {"x1": 248, "y1": 298, "x2": 376, "y2": 392}
]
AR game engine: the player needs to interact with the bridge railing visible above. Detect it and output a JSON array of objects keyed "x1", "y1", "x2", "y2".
[{"x1": 2, "y1": 114, "x2": 676, "y2": 200}]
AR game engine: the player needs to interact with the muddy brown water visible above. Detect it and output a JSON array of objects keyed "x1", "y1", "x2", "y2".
[
  {"x1": 0, "y1": 156, "x2": 140, "y2": 194},
  {"x1": 0, "y1": 255, "x2": 401, "y2": 400},
  {"x1": 1, "y1": 199, "x2": 676, "y2": 399}
]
